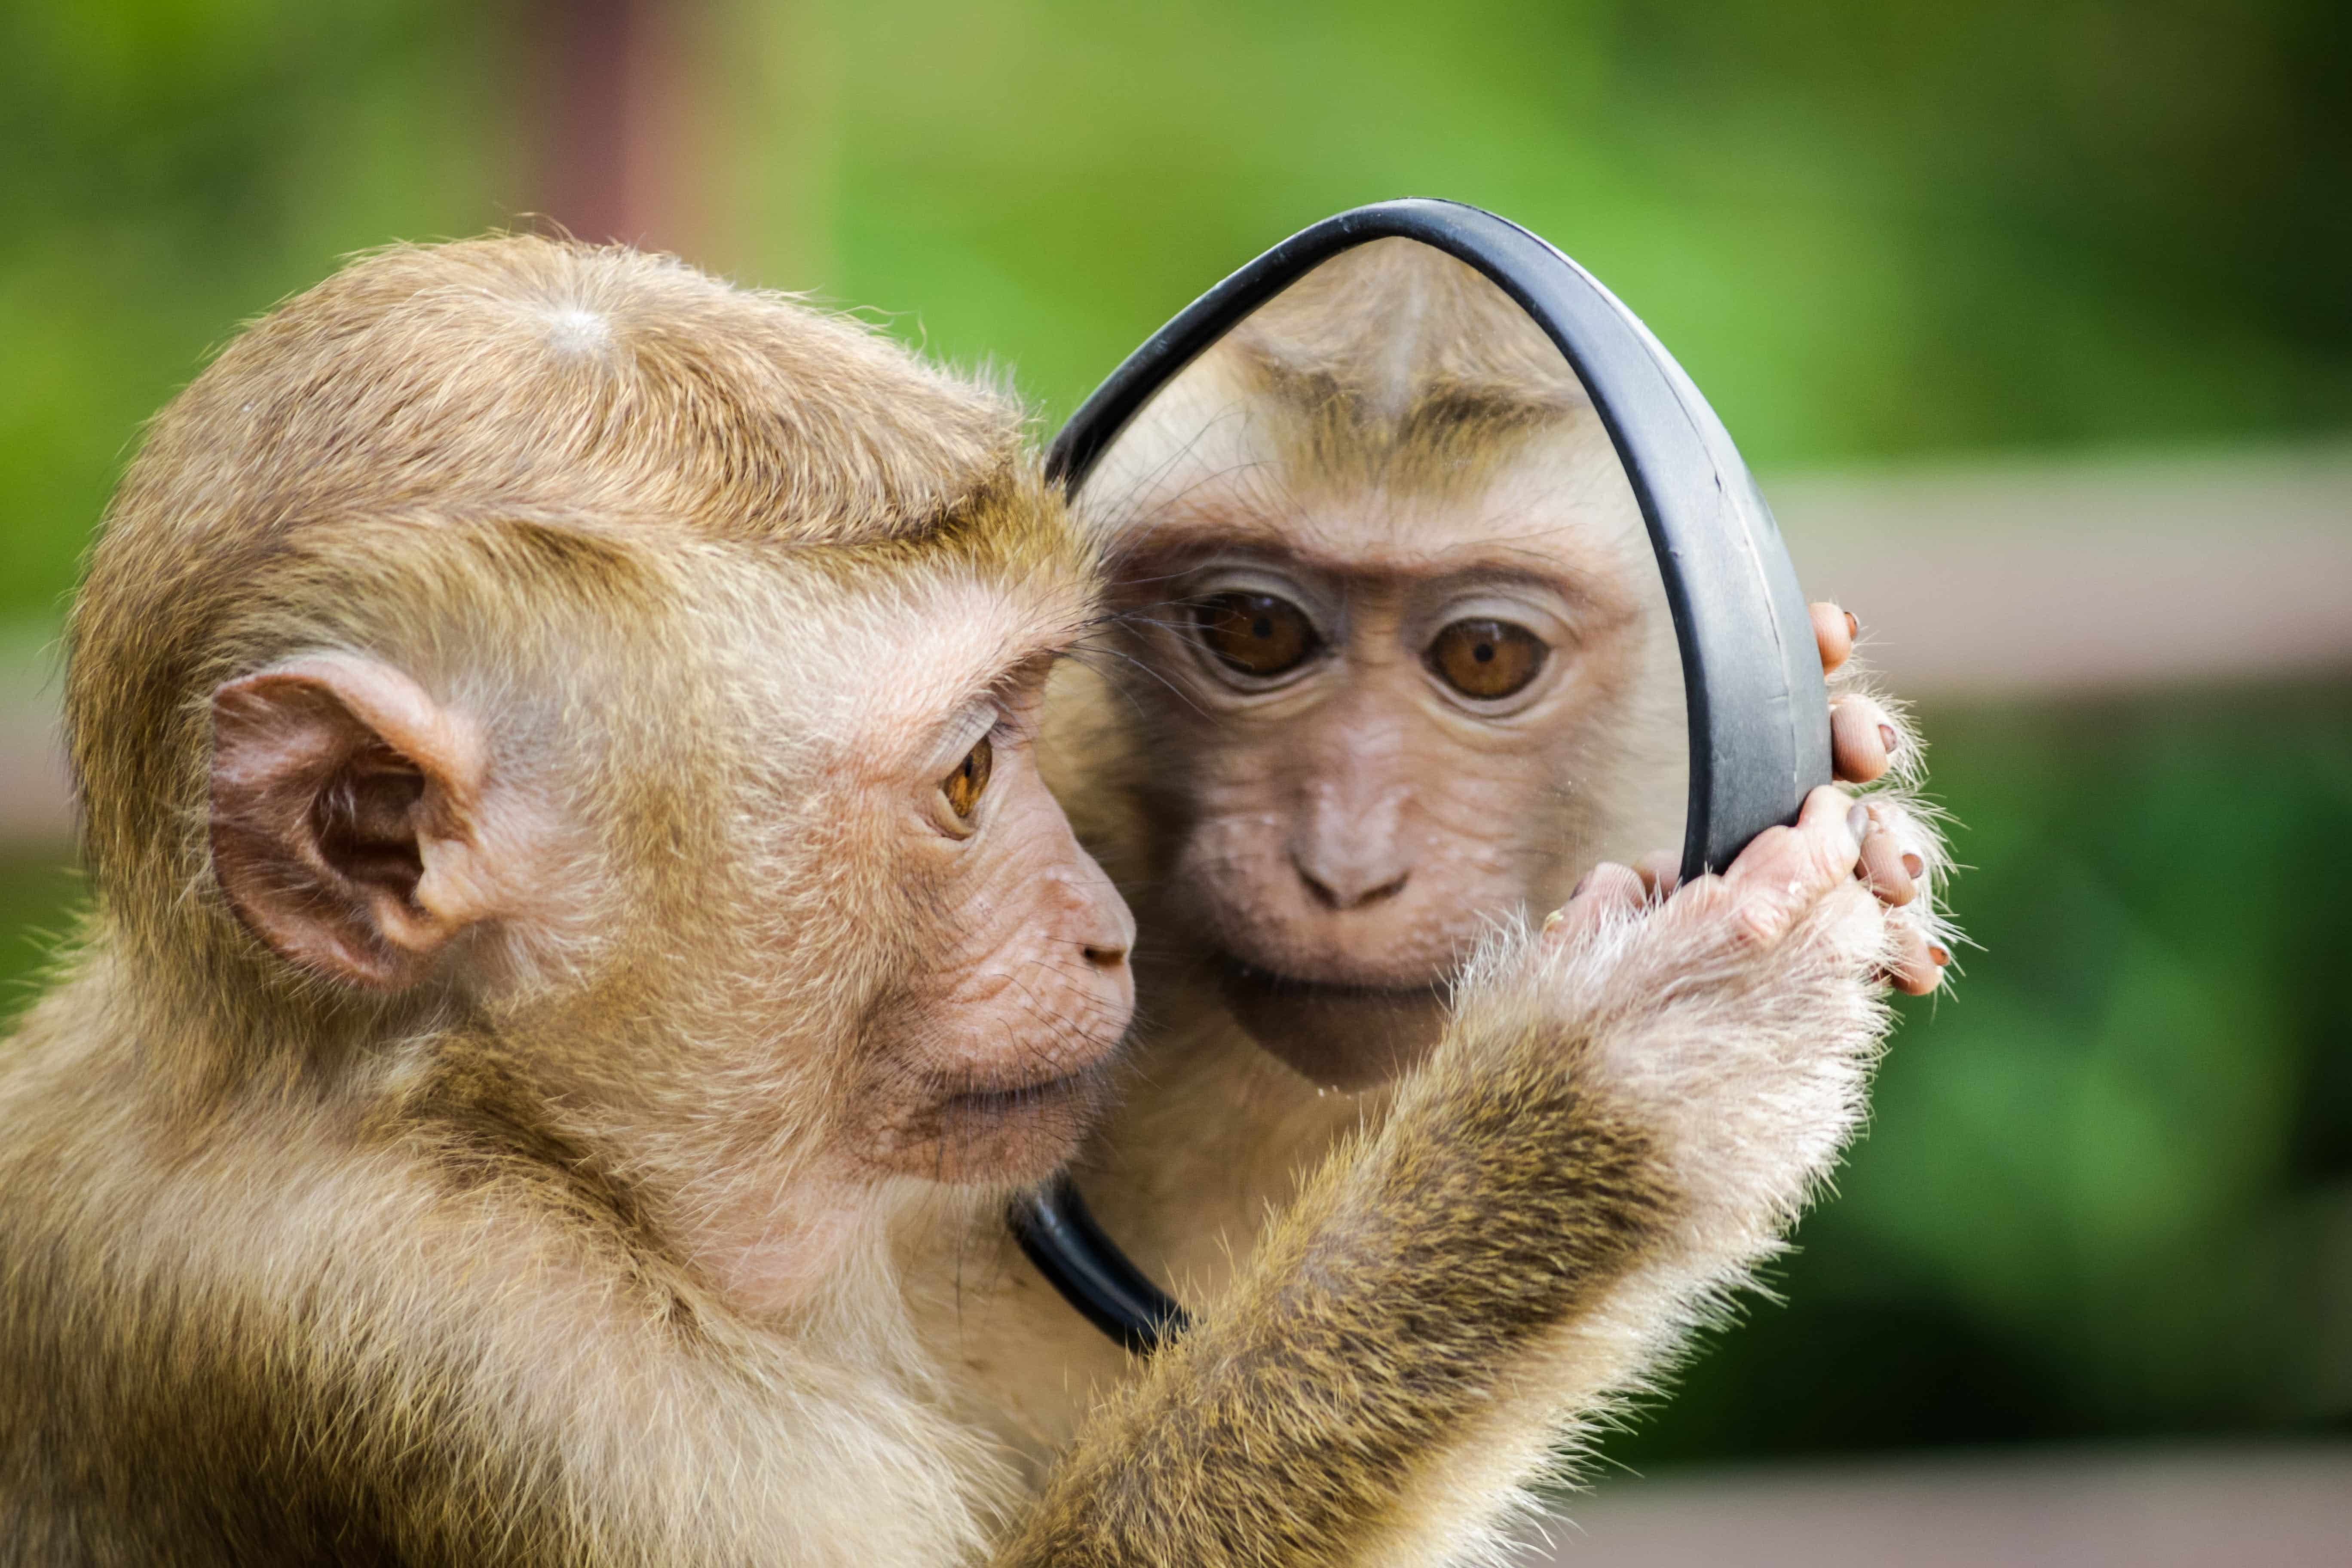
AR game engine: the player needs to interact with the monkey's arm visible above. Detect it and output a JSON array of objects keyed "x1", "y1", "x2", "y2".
[{"x1": 998, "y1": 789, "x2": 1892, "y2": 1568}]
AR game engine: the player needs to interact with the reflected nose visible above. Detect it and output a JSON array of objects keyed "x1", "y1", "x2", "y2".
[
  {"x1": 1291, "y1": 856, "x2": 1410, "y2": 911},
  {"x1": 1289, "y1": 782, "x2": 1413, "y2": 912}
]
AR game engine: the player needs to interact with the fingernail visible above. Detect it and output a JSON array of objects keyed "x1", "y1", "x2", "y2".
[
  {"x1": 1878, "y1": 724, "x2": 1900, "y2": 753},
  {"x1": 1928, "y1": 943, "x2": 1950, "y2": 966},
  {"x1": 1543, "y1": 909, "x2": 1567, "y2": 933},
  {"x1": 1902, "y1": 853, "x2": 1924, "y2": 878},
  {"x1": 1844, "y1": 611, "x2": 1859, "y2": 639},
  {"x1": 1846, "y1": 802, "x2": 1870, "y2": 839}
]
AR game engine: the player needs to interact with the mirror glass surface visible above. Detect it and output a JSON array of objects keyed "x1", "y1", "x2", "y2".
[{"x1": 1070, "y1": 238, "x2": 1688, "y2": 1091}]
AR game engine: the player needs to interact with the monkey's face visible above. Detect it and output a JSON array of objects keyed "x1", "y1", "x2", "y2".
[
  {"x1": 742, "y1": 571, "x2": 1139, "y2": 1186},
  {"x1": 1103, "y1": 457, "x2": 1682, "y2": 1087},
  {"x1": 839, "y1": 681, "x2": 1139, "y2": 1182},
  {"x1": 205, "y1": 551, "x2": 1135, "y2": 1212}
]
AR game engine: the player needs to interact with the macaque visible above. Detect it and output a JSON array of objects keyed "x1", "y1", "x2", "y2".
[
  {"x1": 0, "y1": 236, "x2": 1912, "y2": 1568},
  {"x1": 921, "y1": 240, "x2": 1954, "y2": 1530}
]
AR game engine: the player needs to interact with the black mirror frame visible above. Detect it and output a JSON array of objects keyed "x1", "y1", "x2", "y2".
[{"x1": 1012, "y1": 197, "x2": 1830, "y2": 1354}]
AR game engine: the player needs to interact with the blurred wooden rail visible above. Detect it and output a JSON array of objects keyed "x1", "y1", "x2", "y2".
[
  {"x1": 3, "y1": 444, "x2": 2347, "y2": 843},
  {"x1": 1534, "y1": 1442, "x2": 2352, "y2": 1567},
  {"x1": 1775, "y1": 444, "x2": 2352, "y2": 699}
]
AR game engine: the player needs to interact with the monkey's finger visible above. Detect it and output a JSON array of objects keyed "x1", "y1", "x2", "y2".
[
  {"x1": 1802, "y1": 781, "x2": 1866, "y2": 849},
  {"x1": 1542, "y1": 863, "x2": 1647, "y2": 948},
  {"x1": 1830, "y1": 697, "x2": 1898, "y2": 784},
  {"x1": 1718, "y1": 787, "x2": 1862, "y2": 921},
  {"x1": 1858, "y1": 827, "x2": 1916, "y2": 907},
  {"x1": 1810, "y1": 601, "x2": 1856, "y2": 675},
  {"x1": 1688, "y1": 788, "x2": 1863, "y2": 956},
  {"x1": 1883, "y1": 921, "x2": 1945, "y2": 995}
]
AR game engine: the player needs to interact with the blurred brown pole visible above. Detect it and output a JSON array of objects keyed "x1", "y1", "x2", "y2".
[{"x1": 528, "y1": 0, "x2": 707, "y2": 254}]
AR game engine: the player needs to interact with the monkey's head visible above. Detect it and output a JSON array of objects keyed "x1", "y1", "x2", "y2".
[
  {"x1": 1081, "y1": 240, "x2": 1685, "y2": 1087},
  {"x1": 67, "y1": 240, "x2": 1135, "y2": 1285}
]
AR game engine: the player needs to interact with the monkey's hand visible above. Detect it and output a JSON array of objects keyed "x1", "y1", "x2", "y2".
[
  {"x1": 1494, "y1": 782, "x2": 1894, "y2": 1252},
  {"x1": 1644, "y1": 601, "x2": 1956, "y2": 992},
  {"x1": 1811, "y1": 597, "x2": 1955, "y2": 994}
]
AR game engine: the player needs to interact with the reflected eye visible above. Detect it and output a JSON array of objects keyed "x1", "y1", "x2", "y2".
[
  {"x1": 1426, "y1": 619, "x2": 1547, "y2": 700},
  {"x1": 1194, "y1": 592, "x2": 1320, "y2": 679},
  {"x1": 943, "y1": 735, "x2": 993, "y2": 820}
]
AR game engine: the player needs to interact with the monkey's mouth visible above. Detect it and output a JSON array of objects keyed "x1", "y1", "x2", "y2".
[
  {"x1": 904, "y1": 1061, "x2": 1118, "y2": 1185},
  {"x1": 1214, "y1": 956, "x2": 1447, "y2": 1092},
  {"x1": 941, "y1": 1063, "x2": 1107, "y2": 1122}
]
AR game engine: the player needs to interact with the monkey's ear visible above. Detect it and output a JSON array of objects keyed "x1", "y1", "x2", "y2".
[{"x1": 209, "y1": 654, "x2": 500, "y2": 990}]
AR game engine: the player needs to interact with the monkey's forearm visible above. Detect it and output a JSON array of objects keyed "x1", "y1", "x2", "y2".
[
  {"x1": 996, "y1": 1059, "x2": 1672, "y2": 1567},
  {"x1": 1001, "y1": 894, "x2": 1886, "y2": 1568}
]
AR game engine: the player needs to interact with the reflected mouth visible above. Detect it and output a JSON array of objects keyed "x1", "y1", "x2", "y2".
[
  {"x1": 1214, "y1": 955, "x2": 1447, "y2": 1090},
  {"x1": 1216, "y1": 955, "x2": 1443, "y2": 1007}
]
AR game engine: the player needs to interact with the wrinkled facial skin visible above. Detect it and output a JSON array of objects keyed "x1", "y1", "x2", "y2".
[
  {"x1": 837, "y1": 662, "x2": 1139, "y2": 1184},
  {"x1": 1108, "y1": 480, "x2": 1661, "y2": 1088}
]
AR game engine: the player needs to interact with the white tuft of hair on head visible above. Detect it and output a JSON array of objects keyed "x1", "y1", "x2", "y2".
[{"x1": 543, "y1": 305, "x2": 614, "y2": 358}]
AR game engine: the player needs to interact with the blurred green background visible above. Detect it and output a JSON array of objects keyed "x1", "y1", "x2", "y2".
[{"x1": 3, "y1": 0, "x2": 2346, "y2": 1468}]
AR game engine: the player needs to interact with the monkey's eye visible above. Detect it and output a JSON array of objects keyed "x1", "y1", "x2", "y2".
[
  {"x1": 1426, "y1": 619, "x2": 1547, "y2": 701},
  {"x1": 1193, "y1": 592, "x2": 1320, "y2": 680},
  {"x1": 942, "y1": 735, "x2": 993, "y2": 820}
]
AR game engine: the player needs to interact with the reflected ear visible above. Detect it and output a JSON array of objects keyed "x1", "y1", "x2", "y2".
[{"x1": 209, "y1": 654, "x2": 496, "y2": 990}]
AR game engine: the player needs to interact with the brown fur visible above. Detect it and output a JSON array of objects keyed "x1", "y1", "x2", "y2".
[{"x1": 1000, "y1": 1072, "x2": 1675, "y2": 1568}]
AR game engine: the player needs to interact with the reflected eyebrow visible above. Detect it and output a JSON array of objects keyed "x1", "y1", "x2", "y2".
[
  {"x1": 1240, "y1": 360, "x2": 1587, "y2": 495},
  {"x1": 1115, "y1": 531, "x2": 1594, "y2": 591}
]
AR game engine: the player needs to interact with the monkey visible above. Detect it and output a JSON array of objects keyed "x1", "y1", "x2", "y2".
[
  {"x1": 913, "y1": 238, "x2": 1956, "y2": 1517},
  {"x1": 1, "y1": 235, "x2": 1135, "y2": 1565},
  {"x1": 0, "y1": 235, "x2": 1913, "y2": 1568}
]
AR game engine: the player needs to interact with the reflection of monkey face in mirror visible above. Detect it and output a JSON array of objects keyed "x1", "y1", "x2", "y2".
[{"x1": 1082, "y1": 240, "x2": 1686, "y2": 1088}]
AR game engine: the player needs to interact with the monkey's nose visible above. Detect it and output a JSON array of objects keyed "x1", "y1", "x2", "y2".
[
  {"x1": 1291, "y1": 855, "x2": 1411, "y2": 912},
  {"x1": 1289, "y1": 776, "x2": 1413, "y2": 913},
  {"x1": 1069, "y1": 871, "x2": 1136, "y2": 971}
]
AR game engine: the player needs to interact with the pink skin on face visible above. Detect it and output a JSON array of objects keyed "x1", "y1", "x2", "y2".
[{"x1": 846, "y1": 668, "x2": 1139, "y2": 1182}]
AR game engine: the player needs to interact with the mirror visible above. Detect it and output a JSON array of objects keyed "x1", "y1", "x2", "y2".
[
  {"x1": 1015, "y1": 201, "x2": 1828, "y2": 1351},
  {"x1": 1078, "y1": 237, "x2": 1686, "y2": 1090}
]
